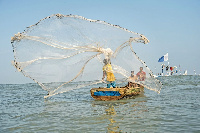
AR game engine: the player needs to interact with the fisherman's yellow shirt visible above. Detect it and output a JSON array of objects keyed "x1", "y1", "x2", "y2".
[{"x1": 103, "y1": 64, "x2": 115, "y2": 81}]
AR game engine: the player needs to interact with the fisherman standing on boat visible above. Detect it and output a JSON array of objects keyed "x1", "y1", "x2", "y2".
[
  {"x1": 102, "y1": 59, "x2": 116, "y2": 88},
  {"x1": 137, "y1": 67, "x2": 146, "y2": 81}
]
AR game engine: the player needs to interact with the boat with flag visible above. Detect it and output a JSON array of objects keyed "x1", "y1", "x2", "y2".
[{"x1": 156, "y1": 53, "x2": 187, "y2": 76}]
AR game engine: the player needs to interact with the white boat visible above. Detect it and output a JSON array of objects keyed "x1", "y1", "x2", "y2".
[{"x1": 183, "y1": 70, "x2": 187, "y2": 75}]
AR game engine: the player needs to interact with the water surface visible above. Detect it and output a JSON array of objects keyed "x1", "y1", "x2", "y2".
[{"x1": 0, "y1": 75, "x2": 200, "y2": 132}]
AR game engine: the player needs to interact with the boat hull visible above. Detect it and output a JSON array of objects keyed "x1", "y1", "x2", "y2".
[{"x1": 90, "y1": 86, "x2": 144, "y2": 101}]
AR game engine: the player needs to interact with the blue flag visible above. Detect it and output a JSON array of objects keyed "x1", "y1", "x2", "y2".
[{"x1": 158, "y1": 56, "x2": 164, "y2": 62}]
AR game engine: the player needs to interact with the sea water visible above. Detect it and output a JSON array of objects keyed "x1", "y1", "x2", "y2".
[{"x1": 0, "y1": 75, "x2": 200, "y2": 133}]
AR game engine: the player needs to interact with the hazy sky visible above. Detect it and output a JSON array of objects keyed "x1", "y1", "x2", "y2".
[{"x1": 0, "y1": 0, "x2": 200, "y2": 84}]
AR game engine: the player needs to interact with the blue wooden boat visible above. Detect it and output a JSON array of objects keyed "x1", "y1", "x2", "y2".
[{"x1": 90, "y1": 85, "x2": 144, "y2": 101}]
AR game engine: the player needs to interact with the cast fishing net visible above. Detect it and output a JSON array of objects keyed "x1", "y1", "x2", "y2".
[{"x1": 11, "y1": 14, "x2": 162, "y2": 98}]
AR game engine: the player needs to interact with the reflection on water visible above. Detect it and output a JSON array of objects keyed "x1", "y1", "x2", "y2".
[
  {"x1": 91, "y1": 94, "x2": 148, "y2": 133},
  {"x1": 105, "y1": 104, "x2": 119, "y2": 133}
]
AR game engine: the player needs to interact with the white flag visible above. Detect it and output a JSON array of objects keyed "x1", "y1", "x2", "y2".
[{"x1": 164, "y1": 53, "x2": 168, "y2": 61}]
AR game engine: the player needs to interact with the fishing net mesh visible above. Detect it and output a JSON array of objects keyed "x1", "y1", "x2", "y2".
[{"x1": 11, "y1": 14, "x2": 162, "y2": 98}]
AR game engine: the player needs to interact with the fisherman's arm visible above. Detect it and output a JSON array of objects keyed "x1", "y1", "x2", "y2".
[{"x1": 102, "y1": 71, "x2": 106, "y2": 80}]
